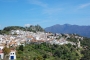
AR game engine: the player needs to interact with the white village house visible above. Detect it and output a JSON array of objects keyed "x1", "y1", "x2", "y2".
[{"x1": 9, "y1": 49, "x2": 16, "y2": 60}]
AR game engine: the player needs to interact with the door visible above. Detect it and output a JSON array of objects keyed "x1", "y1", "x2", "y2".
[{"x1": 11, "y1": 56, "x2": 14, "y2": 60}]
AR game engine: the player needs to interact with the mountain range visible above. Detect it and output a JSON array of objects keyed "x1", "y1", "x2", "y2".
[{"x1": 45, "y1": 24, "x2": 90, "y2": 38}]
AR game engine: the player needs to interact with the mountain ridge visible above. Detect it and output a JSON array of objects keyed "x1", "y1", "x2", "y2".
[{"x1": 45, "y1": 24, "x2": 90, "y2": 38}]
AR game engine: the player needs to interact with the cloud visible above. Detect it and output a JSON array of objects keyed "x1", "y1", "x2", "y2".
[
  {"x1": 24, "y1": 24, "x2": 31, "y2": 27},
  {"x1": 78, "y1": 3, "x2": 90, "y2": 9},
  {"x1": 28, "y1": 0, "x2": 47, "y2": 7},
  {"x1": 43, "y1": 8, "x2": 62, "y2": 15}
]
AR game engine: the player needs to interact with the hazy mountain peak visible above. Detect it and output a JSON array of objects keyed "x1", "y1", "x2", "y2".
[
  {"x1": 64, "y1": 24, "x2": 71, "y2": 26},
  {"x1": 45, "y1": 24, "x2": 90, "y2": 38},
  {"x1": 53, "y1": 24, "x2": 60, "y2": 26}
]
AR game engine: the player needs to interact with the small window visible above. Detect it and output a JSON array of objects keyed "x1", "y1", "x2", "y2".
[{"x1": 13, "y1": 53, "x2": 14, "y2": 55}]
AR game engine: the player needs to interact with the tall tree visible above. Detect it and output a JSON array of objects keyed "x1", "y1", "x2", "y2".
[
  {"x1": 19, "y1": 45, "x2": 24, "y2": 51},
  {"x1": 2, "y1": 47, "x2": 10, "y2": 55}
]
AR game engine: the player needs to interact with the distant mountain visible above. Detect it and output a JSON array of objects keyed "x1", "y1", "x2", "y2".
[{"x1": 45, "y1": 24, "x2": 90, "y2": 38}]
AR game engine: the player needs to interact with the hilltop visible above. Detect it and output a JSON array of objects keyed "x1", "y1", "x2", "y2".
[{"x1": 0, "y1": 25, "x2": 44, "y2": 34}]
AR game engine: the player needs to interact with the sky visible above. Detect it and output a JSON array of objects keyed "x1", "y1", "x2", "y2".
[{"x1": 0, "y1": 0, "x2": 90, "y2": 29}]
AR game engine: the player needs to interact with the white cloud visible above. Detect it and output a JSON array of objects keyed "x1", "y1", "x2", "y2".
[
  {"x1": 78, "y1": 3, "x2": 90, "y2": 9},
  {"x1": 43, "y1": 8, "x2": 62, "y2": 15},
  {"x1": 27, "y1": 0, "x2": 62, "y2": 15},
  {"x1": 28, "y1": 0, "x2": 47, "y2": 7},
  {"x1": 24, "y1": 24, "x2": 31, "y2": 27}
]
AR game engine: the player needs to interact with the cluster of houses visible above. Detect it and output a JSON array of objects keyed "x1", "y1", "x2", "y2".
[{"x1": 0, "y1": 30, "x2": 83, "y2": 60}]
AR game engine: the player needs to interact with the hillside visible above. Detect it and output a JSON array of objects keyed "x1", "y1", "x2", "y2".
[
  {"x1": 0, "y1": 25, "x2": 44, "y2": 34},
  {"x1": 0, "y1": 25, "x2": 90, "y2": 60},
  {"x1": 45, "y1": 24, "x2": 90, "y2": 38},
  {"x1": 16, "y1": 34, "x2": 90, "y2": 60}
]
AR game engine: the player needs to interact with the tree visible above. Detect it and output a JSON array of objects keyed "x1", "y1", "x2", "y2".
[
  {"x1": 33, "y1": 56, "x2": 43, "y2": 60},
  {"x1": 19, "y1": 45, "x2": 24, "y2": 51},
  {"x1": 2, "y1": 47, "x2": 10, "y2": 55}
]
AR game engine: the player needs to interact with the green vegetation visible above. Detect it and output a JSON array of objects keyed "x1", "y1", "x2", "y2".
[
  {"x1": 80, "y1": 38, "x2": 90, "y2": 60},
  {"x1": 66, "y1": 36, "x2": 90, "y2": 60},
  {"x1": 16, "y1": 43, "x2": 83, "y2": 60},
  {"x1": 67, "y1": 37, "x2": 78, "y2": 43},
  {"x1": 16, "y1": 36, "x2": 90, "y2": 60},
  {"x1": 0, "y1": 25, "x2": 44, "y2": 34},
  {"x1": 26, "y1": 25, "x2": 44, "y2": 32},
  {"x1": 2, "y1": 46, "x2": 10, "y2": 55},
  {"x1": 3, "y1": 26, "x2": 25, "y2": 31}
]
